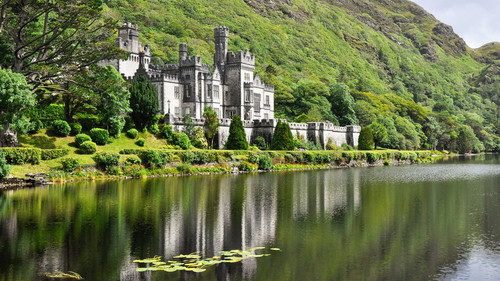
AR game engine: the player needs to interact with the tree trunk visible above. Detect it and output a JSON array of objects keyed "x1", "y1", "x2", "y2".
[{"x1": 0, "y1": 124, "x2": 20, "y2": 147}]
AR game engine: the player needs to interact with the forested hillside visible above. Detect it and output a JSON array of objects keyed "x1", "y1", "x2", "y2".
[{"x1": 98, "y1": 0, "x2": 500, "y2": 152}]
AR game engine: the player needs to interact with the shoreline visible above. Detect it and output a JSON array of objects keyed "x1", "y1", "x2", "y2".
[{"x1": 0, "y1": 157, "x2": 425, "y2": 191}]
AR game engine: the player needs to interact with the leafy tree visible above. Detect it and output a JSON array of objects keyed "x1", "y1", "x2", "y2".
[
  {"x1": 0, "y1": 69, "x2": 35, "y2": 147},
  {"x1": 294, "y1": 113, "x2": 311, "y2": 123},
  {"x1": 358, "y1": 127, "x2": 374, "y2": 150},
  {"x1": 292, "y1": 79, "x2": 335, "y2": 122},
  {"x1": 183, "y1": 114, "x2": 195, "y2": 139},
  {"x1": 226, "y1": 115, "x2": 249, "y2": 150},
  {"x1": 203, "y1": 106, "x2": 219, "y2": 149},
  {"x1": 191, "y1": 127, "x2": 208, "y2": 149},
  {"x1": 271, "y1": 120, "x2": 294, "y2": 150},
  {"x1": 0, "y1": 0, "x2": 123, "y2": 89},
  {"x1": 329, "y1": 82, "x2": 358, "y2": 126},
  {"x1": 456, "y1": 125, "x2": 484, "y2": 154},
  {"x1": 129, "y1": 75, "x2": 159, "y2": 131},
  {"x1": 367, "y1": 122, "x2": 387, "y2": 149},
  {"x1": 393, "y1": 115, "x2": 421, "y2": 150}
]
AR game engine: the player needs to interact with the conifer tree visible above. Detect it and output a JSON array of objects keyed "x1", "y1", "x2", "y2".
[
  {"x1": 226, "y1": 115, "x2": 248, "y2": 150},
  {"x1": 271, "y1": 120, "x2": 294, "y2": 150},
  {"x1": 203, "y1": 106, "x2": 219, "y2": 149},
  {"x1": 129, "y1": 75, "x2": 158, "y2": 131},
  {"x1": 358, "y1": 127, "x2": 374, "y2": 150}
]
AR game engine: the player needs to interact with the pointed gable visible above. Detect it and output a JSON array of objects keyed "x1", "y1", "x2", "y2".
[{"x1": 254, "y1": 72, "x2": 262, "y2": 86}]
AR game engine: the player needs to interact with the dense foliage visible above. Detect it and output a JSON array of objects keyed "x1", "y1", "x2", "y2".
[
  {"x1": 90, "y1": 129, "x2": 109, "y2": 145},
  {"x1": 271, "y1": 120, "x2": 294, "y2": 150},
  {"x1": 203, "y1": 107, "x2": 219, "y2": 149},
  {"x1": 226, "y1": 115, "x2": 249, "y2": 150},
  {"x1": 129, "y1": 75, "x2": 159, "y2": 130},
  {"x1": 0, "y1": 152, "x2": 10, "y2": 179},
  {"x1": 358, "y1": 127, "x2": 374, "y2": 150}
]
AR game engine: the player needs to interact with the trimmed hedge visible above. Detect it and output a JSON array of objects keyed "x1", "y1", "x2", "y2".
[
  {"x1": 75, "y1": 134, "x2": 92, "y2": 147},
  {"x1": 60, "y1": 157, "x2": 80, "y2": 172},
  {"x1": 52, "y1": 120, "x2": 71, "y2": 137},
  {"x1": 90, "y1": 128, "x2": 109, "y2": 145},
  {"x1": 41, "y1": 149, "x2": 69, "y2": 160},
  {"x1": 79, "y1": 141, "x2": 97, "y2": 154},
  {"x1": 135, "y1": 138, "x2": 145, "y2": 147},
  {"x1": 139, "y1": 150, "x2": 172, "y2": 169},
  {"x1": 126, "y1": 129, "x2": 139, "y2": 139},
  {"x1": 0, "y1": 148, "x2": 41, "y2": 165},
  {"x1": 92, "y1": 152, "x2": 120, "y2": 170},
  {"x1": 70, "y1": 123, "x2": 82, "y2": 136}
]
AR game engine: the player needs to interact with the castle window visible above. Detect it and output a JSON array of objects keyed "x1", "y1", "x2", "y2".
[
  {"x1": 245, "y1": 90, "x2": 251, "y2": 102},
  {"x1": 185, "y1": 107, "x2": 191, "y2": 115},
  {"x1": 174, "y1": 86, "x2": 180, "y2": 99},
  {"x1": 185, "y1": 75, "x2": 190, "y2": 80},
  {"x1": 207, "y1": 85, "x2": 212, "y2": 98},
  {"x1": 225, "y1": 91, "x2": 228, "y2": 101},
  {"x1": 265, "y1": 95, "x2": 270, "y2": 106},
  {"x1": 214, "y1": 85, "x2": 219, "y2": 99},
  {"x1": 185, "y1": 85, "x2": 191, "y2": 98},
  {"x1": 254, "y1": 93, "x2": 261, "y2": 112},
  {"x1": 175, "y1": 107, "x2": 180, "y2": 116},
  {"x1": 244, "y1": 73, "x2": 250, "y2": 81},
  {"x1": 264, "y1": 113, "x2": 269, "y2": 119}
]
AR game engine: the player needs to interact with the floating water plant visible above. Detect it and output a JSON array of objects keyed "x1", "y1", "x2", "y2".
[
  {"x1": 134, "y1": 247, "x2": 280, "y2": 273},
  {"x1": 43, "y1": 271, "x2": 83, "y2": 280}
]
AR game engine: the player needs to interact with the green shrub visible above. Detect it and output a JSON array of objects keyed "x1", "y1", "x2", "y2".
[
  {"x1": 366, "y1": 152, "x2": 380, "y2": 163},
  {"x1": 384, "y1": 160, "x2": 390, "y2": 166},
  {"x1": 253, "y1": 136, "x2": 267, "y2": 150},
  {"x1": 79, "y1": 141, "x2": 97, "y2": 154},
  {"x1": 284, "y1": 153, "x2": 295, "y2": 163},
  {"x1": 173, "y1": 132, "x2": 190, "y2": 150},
  {"x1": 271, "y1": 120, "x2": 294, "y2": 150},
  {"x1": 0, "y1": 152, "x2": 10, "y2": 179},
  {"x1": 60, "y1": 157, "x2": 80, "y2": 172},
  {"x1": 176, "y1": 163, "x2": 192, "y2": 174},
  {"x1": 75, "y1": 134, "x2": 92, "y2": 147},
  {"x1": 52, "y1": 120, "x2": 71, "y2": 137},
  {"x1": 124, "y1": 156, "x2": 142, "y2": 165},
  {"x1": 126, "y1": 129, "x2": 139, "y2": 139},
  {"x1": 123, "y1": 116, "x2": 134, "y2": 131},
  {"x1": 92, "y1": 152, "x2": 120, "y2": 170},
  {"x1": 342, "y1": 151, "x2": 354, "y2": 162},
  {"x1": 191, "y1": 127, "x2": 208, "y2": 149},
  {"x1": 148, "y1": 123, "x2": 159, "y2": 135},
  {"x1": 181, "y1": 151, "x2": 209, "y2": 164},
  {"x1": 225, "y1": 115, "x2": 249, "y2": 150},
  {"x1": 109, "y1": 116, "x2": 125, "y2": 138},
  {"x1": 258, "y1": 155, "x2": 273, "y2": 170},
  {"x1": 341, "y1": 143, "x2": 354, "y2": 151},
  {"x1": 0, "y1": 148, "x2": 41, "y2": 165},
  {"x1": 326, "y1": 139, "x2": 338, "y2": 150},
  {"x1": 135, "y1": 138, "x2": 145, "y2": 147},
  {"x1": 70, "y1": 123, "x2": 82, "y2": 136},
  {"x1": 77, "y1": 115, "x2": 100, "y2": 132},
  {"x1": 358, "y1": 127, "x2": 374, "y2": 150},
  {"x1": 158, "y1": 124, "x2": 174, "y2": 142},
  {"x1": 239, "y1": 161, "x2": 257, "y2": 171},
  {"x1": 90, "y1": 128, "x2": 109, "y2": 145},
  {"x1": 41, "y1": 149, "x2": 69, "y2": 160},
  {"x1": 139, "y1": 150, "x2": 170, "y2": 169},
  {"x1": 29, "y1": 119, "x2": 44, "y2": 134}
]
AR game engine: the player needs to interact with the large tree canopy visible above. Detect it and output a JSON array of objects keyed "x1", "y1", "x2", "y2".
[
  {"x1": 0, "y1": 0, "x2": 124, "y2": 89},
  {"x1": 0, "y1": 69, "x2": 35, "y2": 146}
]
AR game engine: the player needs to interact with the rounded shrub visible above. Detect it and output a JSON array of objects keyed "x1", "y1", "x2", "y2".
[
  {"x1": 258, "y1": 155, "x2": 273, "y2": 170},
  {"x1": 60, "y1": 157, "x2": 80, "y2": 172},
  {"x1": 92, "y1": 152, "x2": 120, "y2": 171},
  {"x1": 0, "y1": 152, "x2": 11, "y2": 179},
  {"x1": 176, "y1": 163, "x2": 192, "y2": 174},
  {"x1": 239, "y1": 161, "x2": 257, "y2": 172},
  {"x1": 75, "y1": 134, "x2": 92, "y2": 147},
  {"x1": 79, "y1": 141, "x2": 97, "y2": 154},
  {"x1": 52, "y1": 120, "x2": 71, "y2": 137},
  {"x1": 148, "y1": 123, "x2": 159, "y2": 135},
  {"x1": 126, "y1": 129, "x2": 139, "y2": 139},
  {"x1": 124, "y1": 156, "x2": 142, "y2": 165},
  {"x1": 139, "y1": 150, "x2": 169, "y2": 169},
  {"x1": 70, "y1": 123, "x2": 82, "y2": 136},
  {"x1": 253, "y1": 136, "x2": 267, "y2": 150},
  {"x1": 29, "y1": 119, "x2": 44, "y2": 134},
  {"x1": 109, "y1": 116, "x2": 125, "y2": 138},
  {"x1": 158, "y1": 125, "x2": 174, "y2": 142},
  {"x1": 90, "y1": 128, "x2": 109, "y2": 145},
  {"x1": 135, "y1": 138, "x2": 145, "y2": 147},
  {"x1": 173, "y1": 132, "x2": 191, "y2": 150}
]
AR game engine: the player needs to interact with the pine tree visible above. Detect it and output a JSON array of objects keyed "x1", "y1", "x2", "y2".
[
  {"x1": 129, "y1": 75, "x2": 158, "y2": 131},
  {"x1": 271, "y1": 120, "x2": 294, "y2": 150},
  {"x1": 225, "y1": 115, "x2": 248, "y2": 150},
  {"x1": 358, "y1": 127, "x2": 374, "y2": 150}
]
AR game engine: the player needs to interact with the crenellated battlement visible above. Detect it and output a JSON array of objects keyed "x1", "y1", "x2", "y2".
[
  {"x1": 180, "y1": 55, "x2": 204, "y2": 67},
  {"x1": 214, "y1": 26, "x2": 229, "y2": 38},
  {"x1": 227, "y1": 50, "x2": 255, "y2": 65}
]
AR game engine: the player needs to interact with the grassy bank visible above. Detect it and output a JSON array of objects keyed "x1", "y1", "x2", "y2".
[{"x1": 3, "y1": 130, "x2": 440, "y2": 180}]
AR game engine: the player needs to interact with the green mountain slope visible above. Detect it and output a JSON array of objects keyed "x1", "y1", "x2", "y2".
[{"x1": 103, "y1": 0, "x2": 500, "y2": 151}]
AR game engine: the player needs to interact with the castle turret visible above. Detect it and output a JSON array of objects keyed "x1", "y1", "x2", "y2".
[
  {"x1": 179, "y1": 43, "x2": 188, "y2": 61},
  {"x1": 117, "y1": 22, "x2": 139, "y2": 54},
  {"x1": 214, "y1": 26, "x2": 229, "y2": 75}
]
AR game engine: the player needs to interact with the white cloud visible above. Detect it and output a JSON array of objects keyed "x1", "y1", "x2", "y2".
[{"x1": 411, "y1": 0, "x2": 500, "y2": 48}]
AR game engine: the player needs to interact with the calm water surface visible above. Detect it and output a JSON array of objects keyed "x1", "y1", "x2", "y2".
[{"x1": 1, "y1": 155, "x2": 500, "y2": 280}]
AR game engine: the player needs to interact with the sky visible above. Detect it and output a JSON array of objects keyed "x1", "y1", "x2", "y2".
[{"x1": 411, "y1": 0, "x2": 500, "y2": 48}]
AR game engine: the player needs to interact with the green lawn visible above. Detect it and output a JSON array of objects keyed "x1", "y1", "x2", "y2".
[{"x1": 11, "y1": 130, "x2": 167, "y2": 177}]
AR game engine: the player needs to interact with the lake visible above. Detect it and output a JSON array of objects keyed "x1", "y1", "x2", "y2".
[{"x1": 1, "y1": 155, "x2": 500, "y2": 280}]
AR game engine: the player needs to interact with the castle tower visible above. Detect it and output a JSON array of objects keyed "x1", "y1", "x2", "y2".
[
  {"x1": 117, "y1": 22, "x2": 139, "y2": 54},
  {"x1": 179, "y1": 43, "x2": 188, "y2": 61},
  {"x1": 214, "y1": 26, "x2": 229, "y2": 75}
]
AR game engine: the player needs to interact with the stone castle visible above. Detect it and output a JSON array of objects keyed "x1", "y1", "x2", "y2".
[{"x1": 100, "y1": 23, "x2": 360, "y2": 148}]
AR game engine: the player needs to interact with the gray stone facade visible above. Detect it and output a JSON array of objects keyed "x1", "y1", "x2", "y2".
[{"x1": 100, "y1": 23, "x2": 360, "y2": 148}]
